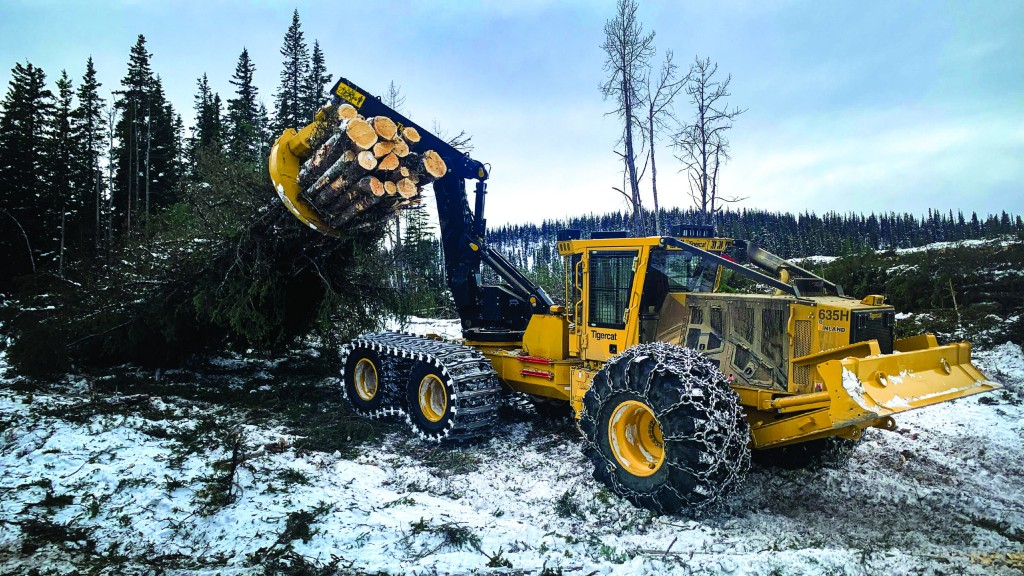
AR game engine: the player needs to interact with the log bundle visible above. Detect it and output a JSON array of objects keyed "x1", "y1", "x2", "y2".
[{"x1": 298, "y1": 104, "x2": 447, "y2": 229}]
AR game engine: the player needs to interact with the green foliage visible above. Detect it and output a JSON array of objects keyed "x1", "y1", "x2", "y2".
[
  {"x1": 554, "y1": 488, "x2": 582, "y2": 518},
  {"x1": 393, "y1": 206, "x2": 452, "y2": 318},
  {"x1": 818, "y1": 241, "x2": 1024, "y2": 345},
  {"x1": 6, "y1": 149, "x2": 392, "y2": 376},
  {"x1": 407, "y1": 518, "x2": 481, "y2": 553}
]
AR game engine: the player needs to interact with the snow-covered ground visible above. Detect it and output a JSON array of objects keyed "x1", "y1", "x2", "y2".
[{"x1": 1, "y1": 320, "x2": 1022, "y2": 575}]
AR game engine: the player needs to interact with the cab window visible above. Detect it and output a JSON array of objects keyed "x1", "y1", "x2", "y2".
[
  {"x1": 648, "y1": 250, "x2": 717, "y2": 293},
  {"x1": 588, "y1": 251, "x2": 637, "y2": 329}
]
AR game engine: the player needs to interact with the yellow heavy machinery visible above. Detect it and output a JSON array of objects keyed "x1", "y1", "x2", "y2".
[{"x1": 270, "y1": 77, "x2": 1000, "y2": 512}]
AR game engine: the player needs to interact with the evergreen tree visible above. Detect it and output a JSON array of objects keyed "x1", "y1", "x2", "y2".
[
  {"x1": 226, "y1": 49, "x2": 262, "y2": 165},
  {"x1": 400, "y1": 206, "x2": 447, "y2": 314},
  {"x1": 0, "y1": 61, "x2": 54, "y2": 283},
  {"x1": 112, "y1": 35, "x2": 155, "y2": 234},
  {"x1": 302, "y1": 40, "x2": 329, "y2": 119},
  {"x1": 256, "y1": 100, "x2": 273, "y2": 159},
  {"x1": 47, "y1": 70, "x2": 77, "y2": 275},
  {"x1": 190, "y1": 73, "x2": 223, "y2": 159},
  {"x1": 71, "y1": 56, "x2": 106, "y2": 254},
  {"x1": 144, "y1": 77, "x2": 182, "y2": 211},
  {"x1": 274, "y1": 9, "x2": 309, "y2": 132},
  {"x1": 112, "y1": 37, "x2": 181, "y2": 232}
]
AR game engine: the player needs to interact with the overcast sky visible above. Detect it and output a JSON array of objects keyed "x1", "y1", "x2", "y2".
[{"x1": 1, "y1": 0, "x2": 1021, "y2": 226}]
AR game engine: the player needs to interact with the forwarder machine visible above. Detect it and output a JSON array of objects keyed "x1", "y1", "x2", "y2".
[{"x1": 270, "y1": 77, "x2": 1000, "y2": 512}]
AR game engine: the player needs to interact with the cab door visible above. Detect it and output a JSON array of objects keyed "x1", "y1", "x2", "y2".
[{"x1": 582, "y1": 249, "x2": 644, "y2": 362}]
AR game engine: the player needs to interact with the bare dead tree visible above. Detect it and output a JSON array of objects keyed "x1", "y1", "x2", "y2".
[
  {"x1": 600, "y1": 0, "x2": 655, "y2": 237},
  {"x1": 641, "y1": 50, "x2": 686, "y2": 235},
  {"x1": 675, "y1": 56, "x2": 746, "y2": 227}
]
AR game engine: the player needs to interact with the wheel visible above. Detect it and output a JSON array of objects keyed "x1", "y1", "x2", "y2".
[
  {"x1": 579, "y1": 342, "x2": 750, "y2": 513},
  {"x1": 405, "y1": 362, "x2": 457, "y2": 440},
  {"x1": 752, "y1": 437, "x2": 855, "y2": 470},
  {"x1": 342, "y1": 346, "x2": 387, "y2": 415}
]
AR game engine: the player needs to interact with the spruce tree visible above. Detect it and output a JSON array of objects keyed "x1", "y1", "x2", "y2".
[
  {"x1": 190, "y1": 73, "x2": 223, "y2": 159},
  {"x1": 302, "y1": 40, "x2": 329, "y2": 119},
  {"x1": 113, "y1": 34, "x2": 156, "y2": 234},
  {"x1": 48, "y1": 70, "x2": 77, "y2": 275},
  {"x1": 71, "y1": 56, "x2": 106, "y2": 254},
  {"x1": 256, "y1": 101, "x2": 273, "y2": 160},
  {"x1": 144, "y1": 77, "x2": 182, "y2": 210},
  {"x1": 0, "y1": 61, "x2": 54, "y2": 283},
  {"x1": 226, "y1": 48, "x2": 261, "y2": 165},
  {"x1": 274, "y1": 9, "x2": 309, "y2": 132}
]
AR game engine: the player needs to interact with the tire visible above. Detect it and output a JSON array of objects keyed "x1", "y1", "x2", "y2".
[
  {"x1": 752, "y1": 437, "x2": 855, "y2": 470},
  {"x1": 579, "y1": 342, "x2": 750, "y2": 513},
  {"x1": 405, "y1": 362, "x2": 458, "y2": 440},
  {"x1": 342, "y1": 346, "x2": 388, "y2": 416}
]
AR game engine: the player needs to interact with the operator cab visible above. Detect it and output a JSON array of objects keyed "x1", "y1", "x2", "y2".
[{"x1": 556, "y1": 230, "x2": 731, "y2": 363}]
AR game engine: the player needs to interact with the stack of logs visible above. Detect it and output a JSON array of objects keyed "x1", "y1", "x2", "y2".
[{"x1": 297, "y1": 103, "x2": 448, "y2": 229}]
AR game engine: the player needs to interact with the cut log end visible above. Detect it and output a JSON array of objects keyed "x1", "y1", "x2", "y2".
[
  {"x1": 402, "y1": 126, "x2": 421, "y2": 143},
  {"x1": 378, "y1": 152, "x2": 400, "y2": 172},
  {"x1": 346, "y1": 118, "x2": 378, "y2": 150},
  {"x1": 370, "y1": 116, "x2": 398, "y2": 140},
  {"x1": 422, "y1": 150, "x2": 448, "y2": 179},
  {"x1": 337, "y1": 104, "x2": 358, "y2": 120},
  {"x1": 357, "y1": 150, "x2": 378, "y2": 171},
  {"x1": 392, "y1": 137, "x2": 410, "y2": 158},
  {"x1": 397, "y1": 178, "x2": 418, "y2": 199},
  {"x1": 357, "y1": 175, "x2": 385, "y2": 197},
  {"x1": 383, "y1": 180, "x2": 398, "y2": 196},
  {"x1": 372, "y1": 140, "x2": 395, "y2": 158}
]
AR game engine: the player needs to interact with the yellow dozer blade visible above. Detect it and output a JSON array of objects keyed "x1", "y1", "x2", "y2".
[
  {"x1": 820, "y1": 334, "x2": 999, "y2": 426},
  {"x1": 267, "y1": 114, "x2": 336, "y2": 236},
  {"x1": 756, "y1": 334, "x2": 1000, "y2": 448}
]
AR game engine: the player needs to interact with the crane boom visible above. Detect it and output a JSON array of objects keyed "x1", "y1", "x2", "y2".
[{"x1": 270, "y1": 77, "x2": 553, "y2": 341}]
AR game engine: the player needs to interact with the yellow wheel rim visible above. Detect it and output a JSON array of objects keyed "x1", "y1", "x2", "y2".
[
  {"x1": 608, "y1": 400, "x2": 665, "y2": 477},
  {"x1": 353, "y1": 358, "x2": 378, "y2": 401},
  {"x1": 418, "y1": 374, "x2": 448, "y2": 423}
]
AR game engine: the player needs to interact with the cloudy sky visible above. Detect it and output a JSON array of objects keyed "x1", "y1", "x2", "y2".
[{"x1": 1, "y1": 0, "x2": 1021, "y2": 226}]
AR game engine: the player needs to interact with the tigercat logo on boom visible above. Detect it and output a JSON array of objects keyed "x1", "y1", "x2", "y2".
[{"x1": 591, "y1": 330, "x2": 618, "y2": 341}]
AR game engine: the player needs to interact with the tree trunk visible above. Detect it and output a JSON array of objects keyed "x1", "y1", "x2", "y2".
[{"x1": 648, "y1": 110, "x2": 661, "y2": 236}]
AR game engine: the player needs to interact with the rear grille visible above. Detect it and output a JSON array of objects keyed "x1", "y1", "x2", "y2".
[
  {"x1": 850, "y1": 310, "x2": 895, "y2": 354},
  {"x1": 793, "y1": 320, "x2": 812, "y2": 386}
]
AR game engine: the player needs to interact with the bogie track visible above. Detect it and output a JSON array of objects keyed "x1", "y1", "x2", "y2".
[{"x1": 340, "y1": 332, "x2": 501, "y2": 442}]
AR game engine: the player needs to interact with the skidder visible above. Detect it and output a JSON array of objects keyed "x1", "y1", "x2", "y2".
[{"x1": 271, "y1": 75, "x2": 1001, "y2": 516}]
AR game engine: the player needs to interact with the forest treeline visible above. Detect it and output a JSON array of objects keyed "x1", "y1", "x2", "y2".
[
  {"x1": 1, "y1": 9, "x2": 1020, "y2": 375},
  {"x1": 490, "y1": 206, "x2": 1024, "y2": 261},
  {"x1": 487, "y1": 206, "x2": 1024, "y2": 305}
]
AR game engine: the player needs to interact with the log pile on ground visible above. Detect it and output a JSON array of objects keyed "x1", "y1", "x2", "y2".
[{"x1": 298, "y1": 104, "x2": 448, "y2": 229}]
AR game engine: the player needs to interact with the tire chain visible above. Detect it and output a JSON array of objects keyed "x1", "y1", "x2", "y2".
[
  {"x1": 339, "y1": 331, "x2": 501, "y2": 442},
  {"x1": 580, "y1": 342, "x2": 750, "y2": 514}
]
